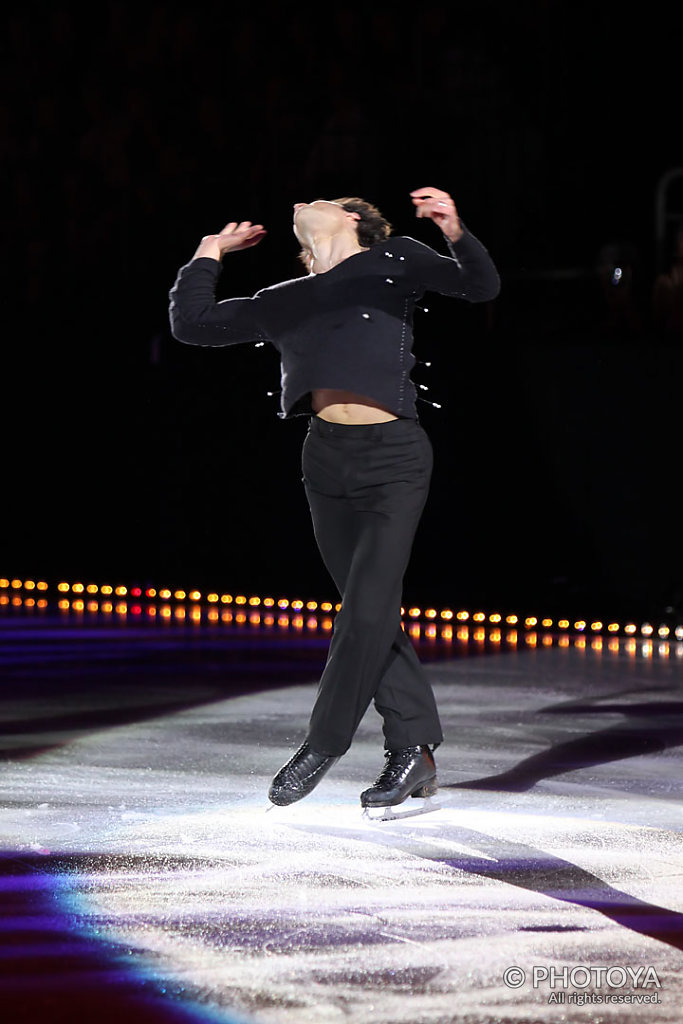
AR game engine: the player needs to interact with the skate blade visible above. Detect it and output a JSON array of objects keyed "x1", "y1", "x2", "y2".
[{"x1": 362, "y1": 796, "x2": 442, "y2": 822}]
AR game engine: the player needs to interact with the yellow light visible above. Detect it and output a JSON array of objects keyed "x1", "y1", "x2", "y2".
[
  {"x1": 525, "y1": 633, "x2": 538, "y2": 646},
  {"x1": 278, "y1": 615, "x2": 289, "y2": 627},
  {"x1": 115, "y1": 602, "x2": 127, "y2": 614},
  {"x1": 292, "y1": 615, "x2": 304, "y2": 630},
  {"x1": 473, "y1": 612, "x2": 485, "y2": 622},
  {"x1": 0, "y1": 579, "x2": 9, "y2": 588},
  {"x1": 542, "y1": 635, "x2": 553, "y2": 647},
  {"x1": 235, "y1": 595, "x2": 246, "y2": 605},
  {"x1": 161, "y1": 605, "x2": 172, "y2": 618},
  {"x1": 278, "y1": 598, "x2": 289, "y2": 609},
  {"x1": 524, "y1": 617, "x2": 537, "y2": 628},
  {"x1": 624, "y1": 623, "x2": 636, "y2": 634},
  {"x1": 457, "y1": 611, "x2": 469, "y2": 621},
  {"x1": 115, "y1": 586, "x2": 127, "y2": 596},
  {"x1": 73, "y1": 599, "x2": 85, "y2": 611},
  {"x1": 474, "y1": 628, "x2": 485, "y2": 642},
  {"x1": 425, "y1": 608, "x2": 437, "y2": 619},
  {"x1": 146, "y1": 588, "x2": 157, "y2": 598},
  {"x1": 490, "y1": 630, "x2": 501, "y2": 643},
  {"x1": 24, "y1": 580, "x2": 36, "y2": 590},
  {"x1": 457, "y1": 627, "x2": 469, "y2": 641},
  {"x1": 86, "y1": 584, "x2": 98, "y2": 594},
  {"x1": 440, "y1": 609, "x2": 453, "y2": 620},
  {"x1": 558, "y1": 636, "x2": 569, "y2": 648},
  {"x1": 625, "y1": 639, "x2": 637, "y2": 654},
  {"x1": 506, "y1": 614, "x2": 518, "y2": 625},
  {"x1": 608, "y1": 623, "x2": 619, "y2": 633},
  {"x1": 608, "y1": 640, "x2": 619, "y2": 653},
  {"x1": 592, "y1": 638, "x2": 603, "y2": 652},
  {"x1": 408, "y1": 607, "x2": 421, "y2": 618},
  {"x1": 306, "y1": 601, "x2": 318, "y2": 611},
  {"x1": 489, "y1": 613, "x2": 502, "y2": 623},
  {"x1": 189, "y1": 591, "x2": 201, "y2": 601},
  {"x1": 208, "y1": 609, "x2": 219, "y2": 622},
  {"x1": 591, "y1": 621, "x2": 603, "y2": 631},
  {"x1": 335, "y1": 603, "x2": 342, "y2": 612},
  {"x1": 542, "y1": 618, "x2": 553, "y2": 628},
  {"x1": 575, "y1": 637, "x2": 586, "y2": 649},
  {"x1": 322, "y1": 618, "x2": 333, "y2": 631},
  {"x1": 159, "y1": 588, "x2": 171, "y2": 599},
  {"x1": 235, "y1": 612, "x2": 246, "y2": 624},
  {"x1": 641, "y1": 623, "x2": 654, "y2": 636},
  {"x1": 37, "y1": 582, "x2": 48, "y2": 591},
  {"x1": 191, "y1": 608, "x2": 201, "y2": 621},
  {"x1": 11, "y1": 579, "x2": 22, "y2": 589},
  {"x1": 292, "y1": 600, "x2": 304, "y2": 611},
  {"x1": 441, "y1": 625, "x2": 453, "y2": 641},
  {"x1": 264, "y1": 614, "x2": 275, "y2": 626},
  {"x1": 221, "y1": 594, "x2": 233, "y2": 604},
  {"x1": 409, "y1": 623, "x2": 421, "y2": 638},
  {"x1": 264, "y1": 597, "x2": 275, "y2": 607},
  {"x1": 321, "y1": 602, "x2": 333, "y2": 612},
  {"x1": 58, "y1": 599, "x2": 69, "y2": 610},
  {"x1": 558, "y1": 619, "x2": 569, "y2": 629},
  {"x1": 58, "y1": 582, "x2": 69, "y2": 592},
  {"x1": 249, "y1": 596, "x2": 261, "y2": 606},
  {"x1": 72, "y1": 583, "x2": 84, "y2": 593},
  {"x1": 425, "y1": 624, "x2": 437, "y2": 638},
  {"x1": 574, "y1": 621, "x2": 586, "y2": 631},
  {"x1": 175, "y1": 590, "x2": 187, "y2": 600},
  {"x1": 175, "y1": 607, "x2": 186, "y2": 620},
  {"x1": 506, "y1": 630, "x2": 517, "y2": 644},
  {"x1": 658, "y1": 642, "x2": 670, "y2": 657},
  {"x1": 207, "y1": 593, "x2": 218, "y2": 602},
  {"x1": 658, "y1": 626, "x2": 670, "y2": 638},
  {"x1": 101, "y1": 601, "x2": 113, "y2": 613}
]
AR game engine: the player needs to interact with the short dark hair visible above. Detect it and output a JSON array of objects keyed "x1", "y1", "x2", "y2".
[{"x1": 298, "y1": 196, "x2": 392, "y2": 269}]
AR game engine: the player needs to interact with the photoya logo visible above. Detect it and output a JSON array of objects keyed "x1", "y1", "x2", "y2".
[{"x1": 503, "y1": 964, "x2": 662, "y2": 990}]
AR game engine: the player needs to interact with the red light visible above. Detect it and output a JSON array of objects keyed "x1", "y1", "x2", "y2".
[{"x1": 131, "y1": 587, "x2": 142, "y2": 597}]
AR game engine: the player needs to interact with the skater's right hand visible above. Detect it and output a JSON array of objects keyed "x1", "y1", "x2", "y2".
[{"x1": 193, "y1": 221, "x2": 267, "y2": 261}]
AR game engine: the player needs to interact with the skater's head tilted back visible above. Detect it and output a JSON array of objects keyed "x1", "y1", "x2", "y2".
[{"x1": 293, "y1": 197, "x2": 392, "y2": 273}]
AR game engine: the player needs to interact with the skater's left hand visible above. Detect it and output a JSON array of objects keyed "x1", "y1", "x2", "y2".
[{"x1": 410, "y1": 187, "x2": 463, "y2": 242}]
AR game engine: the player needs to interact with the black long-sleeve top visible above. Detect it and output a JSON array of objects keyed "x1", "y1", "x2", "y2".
[{"x1": 169, "y1": 227, "x2": 500, "y2": 419}]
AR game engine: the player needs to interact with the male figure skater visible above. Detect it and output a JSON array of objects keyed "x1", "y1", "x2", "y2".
[{"x1": 169, "y1": 187, "x2": 499, "y2": 808}]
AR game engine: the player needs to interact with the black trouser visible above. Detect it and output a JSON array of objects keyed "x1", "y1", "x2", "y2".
[{"x1": 302, "y1": 415, "x2": 443, "y2": 756}]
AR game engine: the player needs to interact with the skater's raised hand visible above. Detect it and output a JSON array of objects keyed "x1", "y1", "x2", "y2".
[
  {"x1": 409, "y1": 187, "x2": 463, "y2": 242},
  {"x1": 193, "y1": 221, "x2": 267, "y2": 261}
]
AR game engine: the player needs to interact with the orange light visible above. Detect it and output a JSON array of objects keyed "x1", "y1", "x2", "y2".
[
  {"x1": 541, "y1": 618, "x2": 553, "y2": 628},
  {"x1": 408, "y1": 607, "x2": 421, "y2": 618},
  {"x1": 115, "y1": 586, "x2": 127, "y2": 597},
  {"x1": 263, "y1": 598, "x2": 275, "y2": 607},
  {"x1": 591, "y1": 621, "x2": 603, "y2": 632},
  {"x1": 425, "y1": 608, "x2": 437, "y2": 619},
  {"x1": 101, "y1": 585, "x2": 114, "y2": 595},
  {"x1": 0, "y1": 579, "x2": 9, "y2": 588},
  {"x1": 235, "y1": 595, "x2": 246, "y2": 605},
  {"x1": 608, "y1": 623, "x2": 619, "y2": 633},
  {"x1": 457, "y1": 611, "x2": 469, "y2": 621},
  {"x1": 292, "y1": 600, "x2": 304, "y2": 611},
  {"x1": 624, "y1": 624, "x2": 637, "y2": 634},
  {"x1": 441, "y1": 625, "x2": 453, "y2": 641},
  {"x1": 221, "y1": 594, "x2": 233, "y2": 604},
  {"x1": 524, "y1": 617, "x2": 537, "y2": 628},
  {"x1": 249, "y1": 596, "x2": 261, "y2": 606},
  {"x1": 440, "y1": 609, "x2": 453, "y2": 620},
  {"x1": 506, "y1": 614, "x2": 518, "y2": 625},
  {"x1": 489, "y1": 613, "x2": 502, "y2": 623},
  {"x1": 207, "y1": 593, "x2": 218, "y2": 602},
  {"x1": 11, "y1": 579, "x2": 22, "y2": 589},
  {"x1": 37, "y1": 582, "x2": 48, "y2": 591},
  {"x1": 574, "y1": 621, "x2": 587, "y2": 631},
  {"x1": 321, "y1": 602, "x2": 333, "y2": 612},
  {"x1": 306, "y1": 601, "x2": 318, "y2": 611},
  {"x1": 57, "y1": 582, "x2": 69, "y2": 592},
  {"x1": 189, "y1": 591, "x2": 201, "y2": 601},
  {"x1": 24, "y1": 580, "x2": 36, "y2": 590},
  {"x1": 473, "y1": 612, "x2": 485, "y2": 623},
  {"x1": 278, "y1": 599, "x2": 289, "y2": 609},
  {"x1": 87, "y1": 584, "x2": 98, "y2": 594},
  {"x1": 72, "y1": 583, "x2": 84, "y2": 593}
]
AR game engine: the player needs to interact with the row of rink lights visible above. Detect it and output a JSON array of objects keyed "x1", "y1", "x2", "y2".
[{"x1": 2, "y1": 578, "x2": 683, "y2": 657}]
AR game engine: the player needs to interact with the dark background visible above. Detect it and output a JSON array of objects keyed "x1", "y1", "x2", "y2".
[{"x1": 4, "y1": 2, "x2": 682, "y2": 621}]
